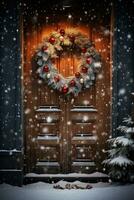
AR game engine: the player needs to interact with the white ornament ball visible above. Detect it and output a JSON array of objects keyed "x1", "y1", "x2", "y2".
[
  {"x1": 80, "y1": 78, "x2": 84, "y2": 83},
  {"x1": 47, "y1": 73, "x2": 51, "y2": 78}
]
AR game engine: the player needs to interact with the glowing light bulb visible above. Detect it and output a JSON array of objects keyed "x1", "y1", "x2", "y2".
[
  {"x1": 68, "y1": 14, "x2": 72, "y2": 19},
  {"x1": 46, "y1": 116, "x2": 52, "y2": 123},
  {"x1": 83, "y1": 115, "x2": 88, "y2": 122}
]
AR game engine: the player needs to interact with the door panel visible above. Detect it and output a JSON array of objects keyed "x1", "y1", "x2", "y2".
[{"x1": 23, "y1": 19, "x2": 111, "y2": 174}]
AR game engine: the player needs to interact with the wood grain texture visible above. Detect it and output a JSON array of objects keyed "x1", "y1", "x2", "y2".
[{"x1": 23, "y1": 17, "x2": 112, "y2": 173}]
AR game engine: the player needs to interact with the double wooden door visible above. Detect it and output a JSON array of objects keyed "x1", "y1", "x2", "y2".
[{"x1": 23, "y1": 22, "x2": 111, "y2": 174}]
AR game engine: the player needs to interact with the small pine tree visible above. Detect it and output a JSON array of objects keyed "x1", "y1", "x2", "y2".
[{"x1": 104, "y1": 116, "x2": 134, "y2": 182}]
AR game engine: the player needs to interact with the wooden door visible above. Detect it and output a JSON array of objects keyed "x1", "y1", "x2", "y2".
[{"x1": 23, "y1": 17, "x2": 111, "y2": 174}]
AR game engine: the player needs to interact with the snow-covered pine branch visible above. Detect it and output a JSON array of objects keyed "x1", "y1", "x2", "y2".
[
  {"x1": 103, "y1": 115, "x2": 134, "y2": 182},
  {"x1": 112, "y1": 136, "x2": 133, "y2": 146},
  {"x1": 106, "y1": 156, "x2": 134, "y2": 167},
  {"x1": 117, "y1": 126, "x2": 134, "y2": 133},
  {"x1": 123, "y1": 116, "x2": 134, "y2": 125}
]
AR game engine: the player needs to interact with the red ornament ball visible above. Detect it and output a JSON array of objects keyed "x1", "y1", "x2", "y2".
[
  {"x1": 70, "y1": 79, "x2": 76, "y2": 87},
  {"x1": 69, "y1": 35, "x2": 75, "y2": 43},
  {"x1": 62, "y1": 85, "x2": 69, "y2": 94},
  {"x1": 75, "y1": 72, "x2": 81, "y2": 78},
  {"x1": 54, "y1": 75, "x2": 60, "y2": 82},
  {"x1": 81, "y1": 47, "x2": 87, "y2": 53},
  {"x1": 43, "y1": 65, "x2": 49, "y2": 73},
  {"x1": 60, "y1": 29, "x2": 65, "y2": 36},
  {"x1": 81, "y1": 66, "x2": 88, "y2": 73},
  {"x1": 86, "y1": 57, "x2": 92, "y2": 64},
  {"x1": 49, "y1": 37, "x2": 56, "y2": 44},
  {"x1": 42, "y1": 45, "x2": 48, "y2": 51}
]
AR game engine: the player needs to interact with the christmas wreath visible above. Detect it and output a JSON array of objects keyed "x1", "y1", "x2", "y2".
[{"x1": 35, "y1": 29, "x2": 101, "y2": 96}]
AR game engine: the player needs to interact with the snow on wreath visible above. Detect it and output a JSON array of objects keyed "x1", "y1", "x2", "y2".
[{"x1": 35, "y1": 29, "x2": 101, "y2": 97}]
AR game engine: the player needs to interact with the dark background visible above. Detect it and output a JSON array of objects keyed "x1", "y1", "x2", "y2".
[{"x1": 0, "y1": 0, "x2": 134, "y2": 185}]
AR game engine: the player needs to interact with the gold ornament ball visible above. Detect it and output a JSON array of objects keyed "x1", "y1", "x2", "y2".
[{"x1": 59, "y1": 36, "x2": 64, "y2": 42}]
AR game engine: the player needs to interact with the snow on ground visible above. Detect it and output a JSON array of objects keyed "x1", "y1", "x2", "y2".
[
  {"x1": 0, "y1": 181, "x2": 134, "y2": 200},
  {"x1": 25, "y1": 172, "x2": 108, "y2": 177}
]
